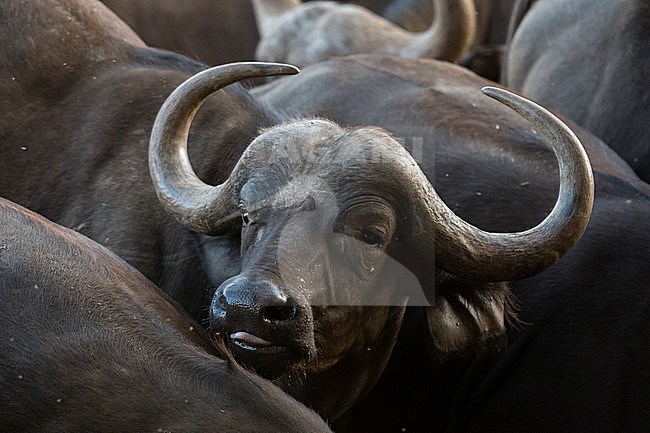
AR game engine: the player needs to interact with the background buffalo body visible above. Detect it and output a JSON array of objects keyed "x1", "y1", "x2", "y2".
[
  {"x1": 0, "y1": 0, "x2": 276, "y2": 322},
  {"x1": 504, "y1": 0, "x2": 650, "y2": 182},
  {"x1": 0, "y1": 198, "x2": 332, "y2": 433}
]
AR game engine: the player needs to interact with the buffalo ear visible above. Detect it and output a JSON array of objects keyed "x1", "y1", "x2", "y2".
[{"x1": 423, "y1": 273, "x2": 515, "y2": 359}]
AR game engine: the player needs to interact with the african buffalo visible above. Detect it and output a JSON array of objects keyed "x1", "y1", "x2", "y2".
[
  {"x1": 253, "y1": 54, "x2": 650, "y2": 432},
  {"x1": 0, "y1": 0, "x2": 592, "y2": 426},
  {"x1": 0, "y1": 197, "x2": 332, "y2": 433},
  {"x1": 504, "y1": 0, "x2": 650, "y2": 182},
  {"x1": 101, "y1": 0, "x2": 510, "y2": 80},
  {"x1": 252, "y1": 0, "x2": 477, "y2": 66},
  {"x1": 98, "y1": 0, "x2": 425, "y2": 67},
  {"x1": 0, "y1": 0, "x2": 279, "y2": 322},
  {"x1": 148, "y1": 62, "x2": 592, "y2": 423}
]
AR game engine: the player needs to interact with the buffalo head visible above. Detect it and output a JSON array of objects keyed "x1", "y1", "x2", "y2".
[{"x1": 149, "y1": 62, "x2": 593, "y2": 420}]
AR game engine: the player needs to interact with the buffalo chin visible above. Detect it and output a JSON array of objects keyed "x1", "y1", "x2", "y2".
[{"x1": 228, "y1": 339, "x2": 297, "y2": 379}]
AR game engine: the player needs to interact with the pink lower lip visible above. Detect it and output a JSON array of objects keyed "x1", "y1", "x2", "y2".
[{"x1": 229, "y1": 331, "x2": 274, "y2": 348}]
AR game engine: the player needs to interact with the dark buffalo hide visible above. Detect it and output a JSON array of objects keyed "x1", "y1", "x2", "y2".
[
  {"x1": 0, "y1": 197, "x2": 332, "y2": 433},
  {"x1": 504, "y1": 0, "x2": 650, "y2": 182}
]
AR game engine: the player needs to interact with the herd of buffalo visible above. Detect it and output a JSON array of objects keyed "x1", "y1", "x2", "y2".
[{"x1": 0, "y1": 0, "x2": 648, "y2": 432}]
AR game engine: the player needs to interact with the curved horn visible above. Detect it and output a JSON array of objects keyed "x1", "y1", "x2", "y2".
[
  {"x1": 410, "y1": 86, "x2": 594, "y2": 282},
  {"x1": 149, "y1": 62, "x2": 300, "y2": 235},
  {"x1": 403, "y1": 0, "x2": 477, "y2": 62}
]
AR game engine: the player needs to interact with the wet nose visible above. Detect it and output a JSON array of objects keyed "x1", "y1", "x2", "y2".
[{"x1": 211, "y1": 276, "x2": 303, "y2": 326}]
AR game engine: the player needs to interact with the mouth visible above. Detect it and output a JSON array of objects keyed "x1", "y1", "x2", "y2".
[
  {"x1": 229, "y1": 331, "x2": 290, "y2": 354},
  {"x1": 225, "y1": 331, "x2": 296, "y2": 379}
]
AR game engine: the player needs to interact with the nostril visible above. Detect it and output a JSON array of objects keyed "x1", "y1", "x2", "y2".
[
  {"x1": 263, "y1": 305, "x2": 298, "y2": 322},
  {"x1": 217, "y1": 292, "x2": 228, "y2": 309}
]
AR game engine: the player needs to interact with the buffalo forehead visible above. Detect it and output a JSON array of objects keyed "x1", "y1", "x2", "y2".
[
  {"x1": 241, "y1": 120, "x2": 406, "y2": 206},
  {"x1": 252, "y1": 119, "x2": 402, "y2": 168}
]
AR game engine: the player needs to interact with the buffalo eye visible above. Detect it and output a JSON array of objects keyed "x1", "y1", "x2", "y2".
[{"x1": 360, "y1": 228, "x2": 386, "y2": 247}]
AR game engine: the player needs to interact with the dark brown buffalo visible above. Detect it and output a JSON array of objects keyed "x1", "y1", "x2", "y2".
[
  {"x1": 101, "y1": 0, "x2": 513, "y2": 80},
  {"x1": 148, "y1": 63, "x2": 592, "y2": 424},
  {"x1": 504, "y1": 0, "x2": 650, "y2": 182},
  {"x1": 0, "y1": 0, "x2": 592, "y2": 427},
  {"x1": 0, "y1": 197, "x2": 332, "y2": 433},
  {"x1": 251, "y1": 0, "x2": 477, "y2": 66},
  {"x1": 253, "y1": 54, "x2": 650, "y2": 432},
  {"x1": 99, "y1": 0, "x2": 405, "y2": 66},
  {"x1": 0, "y1": 0, "x2": 296, "y2": 323}
]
